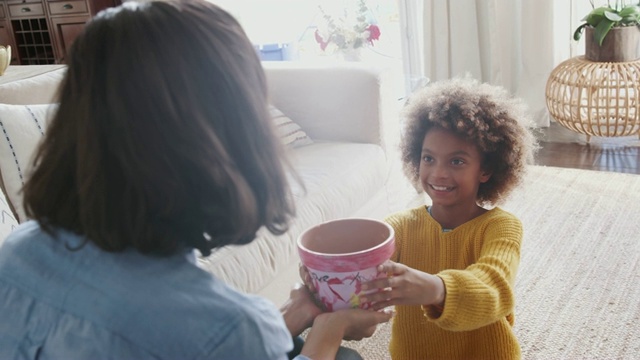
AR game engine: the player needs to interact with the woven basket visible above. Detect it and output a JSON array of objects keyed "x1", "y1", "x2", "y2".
[{"x1": 545, "y1": 56, "x2": 640, "y2": 139}]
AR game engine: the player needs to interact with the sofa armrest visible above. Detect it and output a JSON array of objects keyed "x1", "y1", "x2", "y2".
[
  {"x1": 0, "y1": 65, "x2": 66, "y2": 105},
  {"x1": 263, "y1": 62, "x2": 398, "y2": 151}
]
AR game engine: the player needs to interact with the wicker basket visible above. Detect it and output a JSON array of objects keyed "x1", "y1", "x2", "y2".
[{"x1": 545, "y1": 56, "x2": 640, "y2": 141}]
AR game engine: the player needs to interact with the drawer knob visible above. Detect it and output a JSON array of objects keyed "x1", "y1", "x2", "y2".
[
  {"x1": 21, "y1": 7, "x2": 31, "y2": 12},
  {"x1": 62, "y1": 4, "x2": 74, "y2": 10}
]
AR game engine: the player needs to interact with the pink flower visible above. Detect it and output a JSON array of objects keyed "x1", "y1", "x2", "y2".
[
  {"x1": 367, "y1": 24, "x2": 381, "y2": 45},
  {"x1": 314, "y1": 29, "x2": 329, "y2": 51},
  {"x1": 313, "y1": 278, "x2": 341, "y2": 311}
]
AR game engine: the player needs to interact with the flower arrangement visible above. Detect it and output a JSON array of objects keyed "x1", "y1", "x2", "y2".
[
  {"x1": 573, "y1": 0, "x2": 640, "y2": 45},
  {"x1": 314, "y1": 0, "x2": 381, "y2": 52}
]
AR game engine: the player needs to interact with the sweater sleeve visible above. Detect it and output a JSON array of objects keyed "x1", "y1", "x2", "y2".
[{"x1": 426, "y1": 212, "x2": 523, "y2": 332}]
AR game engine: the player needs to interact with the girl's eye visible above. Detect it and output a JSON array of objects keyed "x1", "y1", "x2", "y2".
[
  {"x1": 451, "y1": 159, "x2": 465, "y2": 165},
  {"x1": 422, "y1": 155, "x2": 433, "y2": 163}
]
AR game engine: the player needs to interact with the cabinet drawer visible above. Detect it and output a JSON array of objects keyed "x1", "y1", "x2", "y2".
[
  {"x1": 6, "y1": 0, "x2": 42, "y2": 4},
  {"x1": 9, "y1": 3, "x2": 45, "y2": 18},
  {"x1": 48, "y1": 1, "x2": 88, "y2": 15}
]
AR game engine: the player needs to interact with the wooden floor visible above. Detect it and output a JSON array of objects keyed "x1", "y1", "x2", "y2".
[{"x1": 534, "y1": 123, "x2": 640, "y2": 175}]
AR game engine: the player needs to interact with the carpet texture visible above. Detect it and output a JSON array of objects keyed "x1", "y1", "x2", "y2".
[{"x1": 342, "y1": 165, "x2": 640, "y2": 359}]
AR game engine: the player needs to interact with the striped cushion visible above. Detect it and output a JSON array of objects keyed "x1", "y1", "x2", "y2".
[
  {"x1": 269, "y1": 105, "x2": 313, "y2": 148},
  {"x1": 0, "y1": 104, "x2": 57, "y2": 222}
]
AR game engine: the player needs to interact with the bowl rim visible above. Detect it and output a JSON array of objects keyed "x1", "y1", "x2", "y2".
[{"x1": 296, "y1": 217, "x2": 395, "y2": 258}]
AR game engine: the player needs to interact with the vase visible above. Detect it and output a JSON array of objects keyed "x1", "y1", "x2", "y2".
[
  {"x1": 297, "y1": 218, "x2": 395, "y2": 311},
  {"x1": 0, "y1": 45, "x2": 10, "y2": 76},
  {"x1": 339, "y1": 48, "x2": 362, "y2": 62},
  {"x1": 585, "y1": 26, "x2": 640, "y2": 62}
]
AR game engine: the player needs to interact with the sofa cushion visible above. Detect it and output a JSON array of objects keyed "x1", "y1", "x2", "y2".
[
  {"x1": 269, "y1": 105, "x2": 313, "y2": 148},
  {"x1": 197, "y1": 141, "x2": 388, "y2": 294},
  {"x1": 0, "y1": 104, "x2": 57, "y2": 222}
]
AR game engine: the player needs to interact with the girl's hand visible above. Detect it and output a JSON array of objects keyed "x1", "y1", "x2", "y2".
[{"x1": 359, "y1": 261, "x2": 446, "y2": 311}]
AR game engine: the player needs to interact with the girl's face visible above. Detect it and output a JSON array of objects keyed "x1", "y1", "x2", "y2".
[{"x1": 419, "y1": 127, "x2": 491, "y2": 210}]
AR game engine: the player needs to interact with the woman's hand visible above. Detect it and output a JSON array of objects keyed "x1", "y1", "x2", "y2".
[
  {"x1": 298, "y1": 263, "x2": 315, "y2": 292},
  {"x1": 280, "y1": 283, "x2": 324, "y2": 337},
  {"x1": 337, "y1": 307, "x2": 395, "y2": 341},
  {"x1": 359, "y1": 261, "x2": 446, "y2": 311},
  {"x1": 301, "y1": 308, "x2": 394, "y2": 360},
  {"x1": 299, "y1": 263, "x2": 329, "y2": 311}
]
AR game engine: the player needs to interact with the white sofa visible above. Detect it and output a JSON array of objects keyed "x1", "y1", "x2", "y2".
[{"x1": 0, "y1": 62, "x2": 408, "y2": 306}]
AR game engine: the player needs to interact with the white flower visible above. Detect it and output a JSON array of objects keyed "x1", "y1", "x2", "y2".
[{"x1": 314, "y1": 0, "x2": 381, "y2": 52}]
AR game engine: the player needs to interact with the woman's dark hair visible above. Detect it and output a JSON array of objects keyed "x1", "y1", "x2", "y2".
[
  {"x1": 400, "y1": 77, "x2": 538, "y2": 205},
  {"x1": 22, "y1": 0, "x2": 295, "y2": 256}
]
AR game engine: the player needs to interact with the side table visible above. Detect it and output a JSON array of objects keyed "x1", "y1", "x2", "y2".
[{"x1": 545, "y1": 56, "x2": 640, "y2": 142}]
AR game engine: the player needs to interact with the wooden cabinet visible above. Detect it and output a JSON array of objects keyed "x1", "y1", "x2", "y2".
[
  {"x1": 0, "y1": 2, "x2": 19, "y2": 64},
  {"x1": 0, "y1": 0, "x2": 121, "y2": 65},
  {"x1": 49, "y1": 14, "x2": 89, "y2": 63}
]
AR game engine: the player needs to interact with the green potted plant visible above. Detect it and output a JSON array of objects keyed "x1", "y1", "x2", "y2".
[{"x1": 573, "y1": 1, "x2": 640, "y2": 62}]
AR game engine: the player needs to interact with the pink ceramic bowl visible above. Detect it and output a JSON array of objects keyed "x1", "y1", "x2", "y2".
[{"x1": 297, "y1": 218, "x2": 395, "y2": 311}]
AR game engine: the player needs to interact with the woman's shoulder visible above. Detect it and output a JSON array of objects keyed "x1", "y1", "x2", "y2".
[
  {"x1": 3, "y1": 220, "x2": 52, "y2": 241},
  {"x1": 0, "y1": 220, "x2": 77, "y2": 259},
  {"x1": 206, "y1": 290, "x2": 291, "y2": 351},
  {"x1": 164, "y1": 281, "x2": 291, "y2": 357}
]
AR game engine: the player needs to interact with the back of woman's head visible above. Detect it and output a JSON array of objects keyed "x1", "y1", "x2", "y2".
[{"x1": 23, "y1": 0, "x2": 295, "y2": 256}]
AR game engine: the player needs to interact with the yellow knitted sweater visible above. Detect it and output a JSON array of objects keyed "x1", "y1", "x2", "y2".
[{"x1": 385, "y1": 206, "x2": 522, "y2": 360}]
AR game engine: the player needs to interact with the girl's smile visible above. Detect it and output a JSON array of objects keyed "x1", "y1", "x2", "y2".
[{"x1": 429, "y1": 185, "x2": 453, "y2": 192}]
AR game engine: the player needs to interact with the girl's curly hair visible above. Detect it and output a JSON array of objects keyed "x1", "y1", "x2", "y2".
[{"x1": 400, "y1": 77, "x2": 538, "y2": 206}]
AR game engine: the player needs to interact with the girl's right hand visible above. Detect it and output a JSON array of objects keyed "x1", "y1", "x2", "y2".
[{"x1": 360, "y1": 260, "x2": 446, "y2": 311}]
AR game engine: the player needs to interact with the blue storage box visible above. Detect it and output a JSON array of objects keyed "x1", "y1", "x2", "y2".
[{"x1": 254, "y1": 43, "x2": 292, "y2": 61}]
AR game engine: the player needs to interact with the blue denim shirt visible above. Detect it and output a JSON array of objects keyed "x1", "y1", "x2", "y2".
[{"x1": 0, "y1": 221, "x2": 299, "y2": 359}]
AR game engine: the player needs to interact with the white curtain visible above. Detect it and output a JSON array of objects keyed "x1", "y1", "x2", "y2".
[{"x1": 399, "y1": 0, "x2": 588, "y2": 127}]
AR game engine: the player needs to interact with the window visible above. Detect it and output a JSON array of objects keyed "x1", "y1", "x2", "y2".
[{"x1": 213, "y1": 0, "x2": 402, "y2": 67}]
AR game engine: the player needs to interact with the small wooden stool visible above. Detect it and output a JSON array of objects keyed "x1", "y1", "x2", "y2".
[{"x1": 545, "y1": 56, "x2": 640, "y2": 142}]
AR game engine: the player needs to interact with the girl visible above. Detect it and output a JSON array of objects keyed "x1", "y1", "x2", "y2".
[{"x1": 360, "y1": 77, "x2": 537, "y2": 359}]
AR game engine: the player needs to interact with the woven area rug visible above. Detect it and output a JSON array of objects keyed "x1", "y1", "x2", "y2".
[{"x1": 342, "y1": 165, "x2": 640, "y2": 359}]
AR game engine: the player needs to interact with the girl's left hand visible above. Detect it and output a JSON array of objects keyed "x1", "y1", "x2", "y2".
[{"x1": 359, "y1": 260, "x2": 446, "y2": 311}]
